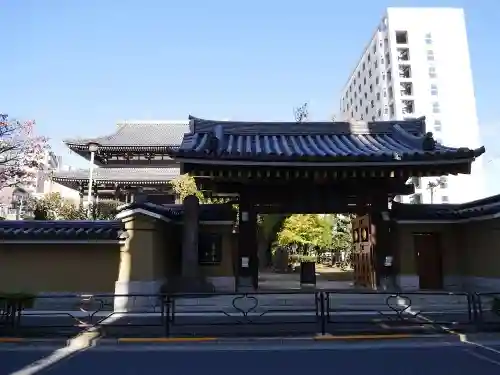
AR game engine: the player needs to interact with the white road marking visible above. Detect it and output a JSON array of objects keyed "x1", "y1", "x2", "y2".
[{"x1": 463, "y1": 348, "x2": 500, "y2": 367}]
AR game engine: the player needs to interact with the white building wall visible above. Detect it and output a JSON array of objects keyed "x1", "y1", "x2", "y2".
[{"x1": 340, "y1": 8, "x2": 485, "y2": 204}]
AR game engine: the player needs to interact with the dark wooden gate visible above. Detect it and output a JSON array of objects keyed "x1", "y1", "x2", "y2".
[{"x1": 352, "y1": 214, "x2": 377, "y2": 289}]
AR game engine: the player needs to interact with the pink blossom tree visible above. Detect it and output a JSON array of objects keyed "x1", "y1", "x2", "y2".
[{"x1": 0, "y1": 113, "x2": 49, "y2": 189}]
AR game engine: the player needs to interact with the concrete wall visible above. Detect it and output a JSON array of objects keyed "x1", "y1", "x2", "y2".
[
  {"x1": 0, "y1": 244, "x2": 120, "y2": 294},
  {"x1": 0, "y1": 214, "x2": 237, "y2": 312},
  {"x1": 459, "y1": 218, "x2": 500, "y2": 290},
  {"x1": 199, "y1": 225, "x2": 237, "y2": 291},
  {"x1": 395, "y1": 218, "x2": 500, "y2": 291}
]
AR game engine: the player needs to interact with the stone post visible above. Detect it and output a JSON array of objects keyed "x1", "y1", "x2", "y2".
[{"x1": 114, "y1": 213, "x2": 162, "y2": 312}]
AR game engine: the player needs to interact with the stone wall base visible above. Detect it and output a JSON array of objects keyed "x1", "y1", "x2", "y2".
[
  {"x1": 397, "y1": 275, "x2": 419, "y2": 290},
  {"x1": 396, "y1": 274, "x2": 500, "y2": 292},
  {"x1": 464, "y1": 277, "x2": 500, "y2": 291},
  {"x1": 114, "y1": 280, "x2": 163, "y2": 312},
  {"x1": 207, "y1": 276, "x2": 235, "y2": 292}
]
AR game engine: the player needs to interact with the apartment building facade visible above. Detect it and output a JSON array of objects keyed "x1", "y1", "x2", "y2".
[{"x1": 340, "y1": 8, "x2": 484, "y2": 203}]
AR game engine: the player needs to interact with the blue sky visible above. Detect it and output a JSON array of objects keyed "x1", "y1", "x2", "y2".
[{"x1": 2, "y1": 0, "x2": 499, "y2": 194}]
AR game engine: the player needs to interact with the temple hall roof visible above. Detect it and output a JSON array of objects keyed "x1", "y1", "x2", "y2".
[
  {"x1": 64, "y1": 120, "x2": 190, "y2": 152},
  {"x1": 52, "y1": 167, "x2": 180, "y2": 187},
  {"x1": 176, "y1": 116, "x2": 485, "y2": 166}
]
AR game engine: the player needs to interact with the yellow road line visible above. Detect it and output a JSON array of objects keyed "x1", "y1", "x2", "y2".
[{"x1": 0, "y1": 337, "x2": 24, "y2": 343}]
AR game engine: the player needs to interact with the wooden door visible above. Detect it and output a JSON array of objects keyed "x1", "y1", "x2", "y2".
[
  {"x1": 413, "y1": 233, "x2": 443, "y2": 290},
  {"x1": 351, "y1": 215, "x2": 376, "y2": 289}
]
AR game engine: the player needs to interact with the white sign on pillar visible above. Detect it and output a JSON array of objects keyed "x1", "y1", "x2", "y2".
[{"x1": 241, "y1": 257, "x2": 249, "y2": 268}]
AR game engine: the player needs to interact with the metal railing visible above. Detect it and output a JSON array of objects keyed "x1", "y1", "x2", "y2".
[{"x1": 1, "y1": 290, "x2": 498, "y2": 338}]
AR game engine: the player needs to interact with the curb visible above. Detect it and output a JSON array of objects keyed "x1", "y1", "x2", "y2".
[
  {"x1": 1, "y1": 333, "x2": 465, "y2": 345},
  {"x1": 115, "y1": 333, "x2": 451, "y2": 344},
  {"x1": 0, "y1": 337, "x2": 71, "y2": 344}
]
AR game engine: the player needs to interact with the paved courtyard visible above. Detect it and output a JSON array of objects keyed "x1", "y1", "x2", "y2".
[{"x1": 2, "y1": 339, "x2": 500, "y2": 375}]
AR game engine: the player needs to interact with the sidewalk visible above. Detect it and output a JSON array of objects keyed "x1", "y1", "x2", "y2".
[{"x1": 28, "y1": 292, "x2": 473, "y2": 314}]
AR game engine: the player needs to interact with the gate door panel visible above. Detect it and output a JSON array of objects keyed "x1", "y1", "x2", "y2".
[{"x1": 351, "y1": 214, "x2": 376, "y2": 289}]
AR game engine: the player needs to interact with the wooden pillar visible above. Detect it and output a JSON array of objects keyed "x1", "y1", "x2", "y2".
[
  {"x1": 78, "y1": 184, "x2": 84, "y2": 207},
  {"x1": 182, "y1": 195, "x2": 199, "y2": 279},
  {"x1": 352, "y1": 196, "x2": 369, "y2": 288},
  {"x1": 370, "y1": 195, "x2": 391, "y2": 289},
  {"x1": 238, "y1": 192, "x2": 258, "y2": 289}
]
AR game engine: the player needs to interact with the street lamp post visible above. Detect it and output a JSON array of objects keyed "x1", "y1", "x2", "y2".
[{"x1": 87, "y1": 142, "x2": 99, "y2": 216}]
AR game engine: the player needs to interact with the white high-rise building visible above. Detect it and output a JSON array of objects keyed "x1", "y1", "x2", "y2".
[{"x1": 340, "y1": 7, "x2": 485, "y2": 204}]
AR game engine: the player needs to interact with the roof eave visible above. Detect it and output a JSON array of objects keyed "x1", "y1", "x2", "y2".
[{"x1": 174, "y1": 154, "x2": 477, "y2": 167}]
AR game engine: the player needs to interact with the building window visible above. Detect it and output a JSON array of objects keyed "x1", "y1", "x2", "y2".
[
  {"x1": 430, "y1": 84, "x2": 438, "y2": 96},
  {"x1": 397, "y1": 48, "x2": 410, "y2": 61},
  {"x1": 198, "y1": 233, "x2": 223, "y2": 265},
  {"x1": 400, "y1": 82, "x2": 413, "y2": 96},
  {"x1": 372, "y1": 115, "x2": 376, "y2": 121},
  {"x1": 402, "y1": 100, "x2": 415, "y2": 114},
  {"x1": 429, "y1": 67, "x2": 437, "y2": 78},
  {"x1": 375, "y1": 60, "x2": 378, "y2": 69},
  {"x1": 395, "y1": 31, "x2": 408, "y2": 44},
  {"x1": 377, "y1": 109, "x2": 381, "y2": 117},
  {"x1": 410, "y1": 193, "x2": 422, "y2": 204},
  {"x1": 385, "y1": 52, "x2": 391, "y2": 66},
  {"x1": 376, "y1": 77, "x2": 379, "y2": 85},
  {"x1": 362, "y1": 62, "x2": 366, "y2": 70},
  {"x1": 363, "y1": 77, "x2": 367, "y2": 85},
  {"x1": 432, "y1": 102, "x2": 440, "y2": 113},
  {"x1": 427, "y1": 50, "x2": 435, "y2": 61},
  {"x1": 434, "y1": 119, "x2": 442, "y2": 132},
  {"x1": 373, "y1": 44, "x2": 377, "y2": 53},
  {"x1": 399, "y1": 64, "x2": 411, "y2": 78},
  {"x1": 368, "y1": 69, "x2": 372, "y2": 78},
  {"x1": 369, "y1": 84, "x2": 373, "y2": 93},
  {"x1": 367, "y1": 54, "x2": 371, "y2": 62},
  {"x1": 370, "y1": 100, "x2": 374, "y2": 108},
  {"x1": 412, "y1": 177, "x2": 421, "y2": 189},
  {"x1": 357, "y1": 71, "x2": 361, "y2": 78},
  {"x1": 389, "y1": 103, "x2": 395, "y2": 116},
  {"x1": 425, "y1": 33, "x2": 433, "y2": 44},
  {"x1": 364, "y1": 92, "x2": 368, "y2": 99},
  {"x1": 387, "y1": 70, "x2": 392, "y2": 82},
  {"x1": 376, "y1": 92, "x2": 381, "y2": 100},
  {"x1": 439, "y1": 177, "x2": 448, "y2": 189},
  {"x1": 365, "y1": 107, "x2": 368, "y2": 115}
]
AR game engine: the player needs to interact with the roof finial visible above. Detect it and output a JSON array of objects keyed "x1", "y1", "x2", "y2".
[{"x1": 422, "y1": 132, "x2": 436, "y2": 151}]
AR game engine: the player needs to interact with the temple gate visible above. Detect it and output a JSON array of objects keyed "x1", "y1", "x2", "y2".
[{"x1": 173, "y1": 116, "x2": 482, "y2": 290}]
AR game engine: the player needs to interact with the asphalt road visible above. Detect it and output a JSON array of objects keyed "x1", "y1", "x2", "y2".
[{"x1": 3, "y1": 339, "x2": 500, "y2": 375}]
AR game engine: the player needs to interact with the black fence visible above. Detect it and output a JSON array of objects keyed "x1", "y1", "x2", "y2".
[{"x1": 1, "y1": 290, "x2": 499, "y2": 338}]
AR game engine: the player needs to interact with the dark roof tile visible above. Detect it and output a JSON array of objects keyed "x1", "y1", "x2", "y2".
[
  {"x1": 176, "y1": 116, "x2": 485, "y2": 164},
  {"x1": 52, "y1": 167, "x2": 180, "y2": 184},
  {"x1": 392, "y1": 194, "x2": 500, "y2": 221},
  {"x1": 117, "y1": 202, "x2": 236, "y2": 223},
  {"x1": 64, "y1": 121, "x2": 190, "y2": 151},
  {"x1": 0, "y1": 221, "x2": 125, "y2": 241}
]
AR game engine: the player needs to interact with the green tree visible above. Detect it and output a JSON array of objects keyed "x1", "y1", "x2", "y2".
[
  {"x1": 275, "y1": 214, "x2": 333, "y2": 253},
  {"x1": 27, "y1": 192, "x2": 119, "y2": 220},
  {"x1": 171, "y1": 174, "x2": 231, "y2": 205}
]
